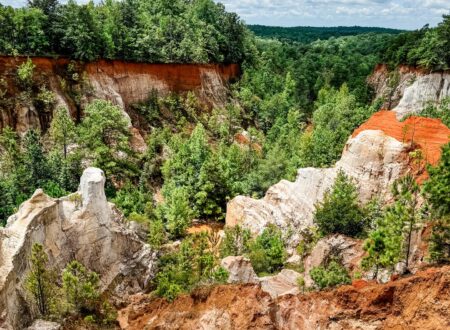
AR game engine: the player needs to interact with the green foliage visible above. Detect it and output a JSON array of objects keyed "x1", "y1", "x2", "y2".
[
  {"x1": 306, "y1": 85, "x2": 376, "y2": 167},
  {"x1": 424, "y1": 143, "x2": 450, "y2": 263},
  {"x1": 0, "y1": 0, "x2": 252, "y2": 63},
  {"x1": 296, "y1": 227, "x2": 321, "y2": 260},
  {"x1": 113, "y1": 182, "x2": 151, "y2": 217},
  {"x1": 249, "y1": 25, "x2": 403, "y2": 43},
  {"x1": 17, "y1": 58, "x2": 36, "y2": 89},
  {"x1": 25, "y1": 243, "x2": 58, "y2": 318},
  {"x1": 362, "y1": 175, "x2": 424, "y2": 274},
  {"x1": 148, "y1": 218, "x2": 167, "y2": 249},
  {"x1": 248, "y1": 225, "x2": 286, "y2": 275},
  {"x1": 157, "y1": 186, "x2": 194, "y2": 238},
  {"x1": 220, "y1": 225, "x2": 252, "y2": 258},
  {"x1": 62, "y1": 260, "x2": 101, "y2": 314},
  {"x1": 79, "y1": 99, "x2": 135, "y2": 187},
  {"x1": 314, "y1": 171, "x2": 367, "y2": 238},
  {"x1": 418, "y1": 98, "x2": 450, "y2": 127},
  {"x1": 59, "y1": 260, "x2": 116, "y2": 325},
  {"x1": 383, "y1": 15, "x2": 450, "y2": 70},
  {"x1": 309, "y1": 260, "x2": 351, "y2": 290},
  {"x1": 154, "y1": 233, "x2": 227, "y2": 301},
  {"x1": 49, "y1": 107, "x2": 76, "y2": 159}
]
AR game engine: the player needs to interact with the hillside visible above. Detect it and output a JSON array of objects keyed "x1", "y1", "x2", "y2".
[
  {"x1": 0, "y1": 1, "x2": 450, "y2": 329},
  {"x1": 248, "y1": 25, "x2": 405, "y2": 43}
]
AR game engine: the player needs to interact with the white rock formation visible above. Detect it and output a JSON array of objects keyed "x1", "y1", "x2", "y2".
[
  {"x1": 226, "y1": 130, "x2": 409, "y2": 248},
  {"x1": 369, "y1": 65, "x2": 450, "y2": 118},
  {"x1": 26, "y1": 320, "x2": 61, "y2": 330},
  {"x1": 259, "y1": 269, "x2": 301, "y2": 298},
  {"x1": 0, "y1": 168, "x2": 156, "y2": 330},
  {"x1": 221, "y1": 256, "x2": 259, "y2": 284},
  {"x1": 394, "y1": 73, "x2": 450, "y2": 118}
]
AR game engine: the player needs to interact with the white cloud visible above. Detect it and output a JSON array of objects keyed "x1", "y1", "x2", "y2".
[{"x1": 1, "y1": 0, "x2": 448, "y2": 29}]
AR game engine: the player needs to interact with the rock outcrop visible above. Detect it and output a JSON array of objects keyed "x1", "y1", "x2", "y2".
[
  {"x1": 220, "y1": 256, "x2": 258, "y2": 284},
  {"x1": 259, "y1": 269, "x2": 301, "y2": 298},
  {"x1": 0, "y1": 56, "x2": 240, "y2": 134},
  {"x1": 0, "y1": 167, "x2": 156, "y2": 330},
  {"x1": 226, "y1": 130, "x2": 410, "y2": 248},
  {"x1": 369, "y1": 64, "x2": 450, "y2": 118},
  {"x1": 302, "y1": 235, "x2": 365, "y2": 287},
  {"x1": 119, "y1": 266, "x2": 450, "y2": 330}
]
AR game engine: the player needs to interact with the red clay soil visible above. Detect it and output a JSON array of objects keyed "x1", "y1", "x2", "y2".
[
  {"x1": 0, "y1": 56, "x2": 240, "y2": 92},
  {"x1": 118, "y1": 266, "x2": 450, "y2": 330},
  {"x1": 353, "y1": 111, "x2": 450, "y2": 181}
]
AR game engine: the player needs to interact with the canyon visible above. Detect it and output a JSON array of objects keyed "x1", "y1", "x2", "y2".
[{"x1": 0, "y1": 59, "x2": 449, "y2": 329}]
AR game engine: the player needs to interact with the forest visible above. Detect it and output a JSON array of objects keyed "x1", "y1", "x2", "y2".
[
  {"x1": 248, "y1": 25, "x2": 404, "y2": 43},
  {"x1": 0, "y1": 0, "x2": 449, "y2": 325},
  {"x1": 0, "y1": 0, "x2": 250, "y2": 63}
]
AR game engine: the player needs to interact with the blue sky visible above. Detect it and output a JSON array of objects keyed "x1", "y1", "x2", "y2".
[{"x1": 2, "y1": 0, "x2": 449, "y2": 29}]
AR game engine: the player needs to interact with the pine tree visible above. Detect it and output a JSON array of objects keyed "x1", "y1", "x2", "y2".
[
  {"x1": 49, "y1": 107, "x2": 76, "y2": 159},
  {"x1": 25, "y1": 243, "x2": 57, "y2": 317}
]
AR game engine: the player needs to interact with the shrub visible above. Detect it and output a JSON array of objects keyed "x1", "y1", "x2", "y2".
[
  {"x1": 220, "y1": 225, "x2": 252, "y2": 258},
  {"x1": 310, "y1": 260, "x2": 351, "y2": 290},
  {"x1": 314, "y1": 171, "x2": 367, "y2": 238},
  {"x1": 62, "y1": 261, "x2": 101, "y2": 314},
  {"x1": 154, "y1": 233, "x2": 225, "y2": 301},
  {"x1": 248, "y1": 225, "x2": 286, "y2": 275},
  {"x1": 17, "y1": 58, "x2": 35, "y2": 89}
]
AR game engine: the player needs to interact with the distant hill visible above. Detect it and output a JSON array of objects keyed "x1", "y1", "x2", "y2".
[{"x1": 248, "y1": 25, "x2": 405, "y2": 43}]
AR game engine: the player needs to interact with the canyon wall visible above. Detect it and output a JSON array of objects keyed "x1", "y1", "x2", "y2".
[
  {"x1": 369, "y1": 64, "x2": 450, "y2": 118},
  {"x1": 0, "y1": 56, "x2": 240, "y2": 134}
]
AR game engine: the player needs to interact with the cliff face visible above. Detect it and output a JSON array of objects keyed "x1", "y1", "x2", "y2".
[
  {"x1": 118, "y1": 266, "x2": 450, "y2": 330},
  {"x1": 0, "y1": 56, "x2": 240, "y2": 134},
  {"x1": 0, "y1": 168, "x2": 156, "y2": 330},
  {"x1": 369, "y1": 64, "x2": 450, "y2": 118}
]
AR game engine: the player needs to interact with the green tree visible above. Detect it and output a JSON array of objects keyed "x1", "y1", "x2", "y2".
[
  {"x1": 156, "y1": 186, "x2": 194, "y2": 238},
  {"x1": 78, "y1": 100, "x2": 133, "y2": 184},
  {"x1": 23, "y1": 129, "x2": 48, "y2": 189},
  {"x1": 220, "y1": 225, "x2": 251, "y2": 258},
  {"x1": 25, "y1": 243, "x2": 58, "y2": 317},
  {"x1": 361, "y1": 230, "x2": 388, "y2": 279},
  {"x1": 424, "y1": 143, "x2": 450, "y2": 263},
  {"x1": 248, "y1": 225, "x2": 286, "y2": 275},
  {"x1": 314, "y1": 171, "x2": 367, "y2": 238},
  {"x1": 62, "y1": 260, "x2": 101, "y2": 314},
  {"x1": 49, "y1": 107, "x2": 76, "y2": 159},
  {"x1": 310, "y1": 260, "x2": 351, "y2": 290}
]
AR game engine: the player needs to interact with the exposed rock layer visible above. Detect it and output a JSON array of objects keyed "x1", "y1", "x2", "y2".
[
  {"x1": 119, "y1": 266, "x2": 450, "y2": 330},
  {"x1": 0, "y1": 56, "x2": 239, "y2": 133},
  {"x1": 0, "y1": 168, "x2": 156, "y2": 330},
  {"x1": 226, "y1": 130, "x2": 411, "y2": 247},
  {"x1": 369, "y1": 64, "x2": 450, "y2": 117}
]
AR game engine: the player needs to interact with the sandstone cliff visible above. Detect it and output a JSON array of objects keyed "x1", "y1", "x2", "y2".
[
  {"x1": 0, "y1": 168, "x2": 156, "y2": 330},
  {"x1": 0, "y1": 56, "x2": 240, "y2": 134},
  {"x1": 226, "y1": 113, "x2": 450, "y2": 252},
  {"x1": 369, "y1": 64, "x2": 450, "y2": 118},
  {"x1": 118, "y1": 266, "x2": 450, "y2": 330}
]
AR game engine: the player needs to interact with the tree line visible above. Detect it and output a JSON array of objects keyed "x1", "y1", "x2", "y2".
[{"x1": 0, "y1": 0, "x2": 251, "y2": 63}]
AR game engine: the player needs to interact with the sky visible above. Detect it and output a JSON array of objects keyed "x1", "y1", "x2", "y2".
[{"x1": 2, "y1": 0, "x2": 449, "y2": 30}]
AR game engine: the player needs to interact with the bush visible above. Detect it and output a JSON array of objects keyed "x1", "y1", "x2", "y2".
[
  {"x1": 248, "y1": 225, "x2": 286, "y2": 275},
  {"x1": 314, "y1": 171, "x2": 367, "y2": 238},
  {"x1": 310, "y1": 260, "x2": 351, "y2": 290},
  {"x1": 17, "y1": 58, "x2": 35, "y2": 89},
  {"x1": 220, "y1": 225, "x2": 251, "y2": 258},
  {"x1": 154, "y1": 233, "x2": 227, "y2": 302}
]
